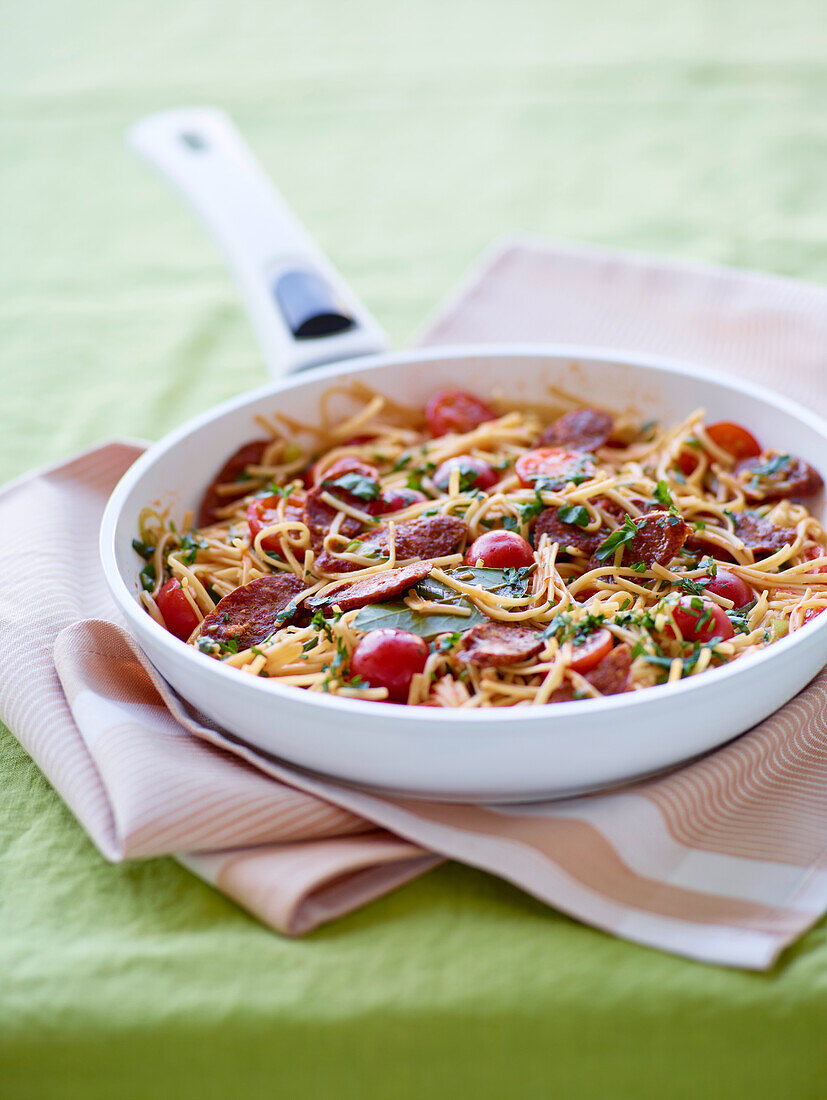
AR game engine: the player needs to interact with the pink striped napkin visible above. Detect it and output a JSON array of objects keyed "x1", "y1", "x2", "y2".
[{"x1": 2, "y1": 239, "x2": 826, "y2": 968}]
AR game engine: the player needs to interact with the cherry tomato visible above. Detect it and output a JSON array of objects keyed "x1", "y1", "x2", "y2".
[
  {"x1": 706, "y1": 421, "x2": 761, "y2": 461},
  {"x1": 433, "y1": 455, "x2": 497, "y2": 492},
  {"x1": 464, "y1": 530, "x2": 535, "y2": 568},
  {"x1": 156, "y1": 578, "x2": 200, "y2": 641},
  {"x1": 370, "y1": 487, "x2": 427, "y2": 515},
  {"x1": 803, "y1": 607, "x2": 824, "y2": 626},
  {"x1": 670, "y1": 597, "x2": 734, "y2": 643},
  {"x1": 311, "y1": 455, "x2": 379, "y2": 487},
  {"x1": 677, "y1": 448, "x2": 700, "y2": 477},
  {"x1": 425, "y1": 389, "x2": 496, "y2": 437},
  {"x1": 351, "y1": 629, "x2": 430, "y2": 702},
  {"x1": 247, "y1": 492, "x2": 305, "y2": 555},
  {"x1": 568, "y1": 628, "x2": 614, "y2": 674},
  {"x1": 515, "y1": 448, "x2": 593, "y2": 488},
  {"x1": 702, "y1": 568, "x2": 754, "y2": 609},
  {"x1": 803, "y1": 545, "x2": 827, "y2": 574}
]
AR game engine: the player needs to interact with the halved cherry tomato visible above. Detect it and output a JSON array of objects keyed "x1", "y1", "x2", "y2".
[
  {"x1": 803, "y1": 607, "x2": 824, "y2": 626},
  {"x1": 515, "y1": 448, "x2": 593, "y2": 488},
  {"x1": 425, "y1": 390, "x2": 496, "y2": 437},
  {"x1": 351, "y1": 629, "x2": 430, "y2": 702},
  {"x1": 433, "y1": 455, "x2": 497, "y2": 492},
  {"x1": 702, "y1": 568, "x2": 754, "y2": 609},
  {"x1": 370, "y1": 487, "x2": 427, "y2": 515},
  {"x1": 706, "y1": 422, "x2": 761, "y2": 461},
  {"x1": 156, "y1": 578, "x2": 200, "y2": 641},
  {"x1": 670, "y1": 597, "x2": 734, "y2": 642},
  {"x1": 568, "y1": 628, "x2": 614, "y2": 674},
  {"x1": 803, "y1": 545, "x2": 827, "y2": 574},
  {"x1": 464, "y1": 530, "x2": 535, "y2": 568},
  {"x1": 247, "y1": 492, "x2": 305, "y2": 555}
]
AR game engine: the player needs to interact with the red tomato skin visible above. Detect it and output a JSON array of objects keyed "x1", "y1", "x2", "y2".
[
  {"x1": 706, "y1": 422, "x2": 761, "y2": 461},
  {"x1": 370, "y1": 488, "x2": 427, "y2": 515},
  {"x1": 803, "y1": 608, "x2": 824, "y2": 626},
  {"x1": 351, "y1": 629, "x2": 430, "y2": 702},
  {"x1": 515, "y1": 448, "x2": 592, "y2": 488},
  {"x1": 803, "y1": 545, "x2": 827, "y2": 574},
  {"x1": 425, "y1": 390, "x2": 496, "y2": 437},
  {"x1": 568, "y1": 628, "x2": 614, "y2": 674},
  {"x1": 247, "y1": 493, "x2": 304, "y2": 555},
  {"x1": 156, "y1": 579, "x2": 200, "y2": 641},
  {"x1": 464, "y1": 531, "x2": 535, "y2": 568},
  {"x1": 702, "y1": 569, "x2": 754, "y2": 609},
  {"x1": 671, "y1": 598, "x2": 735, "y2": 643},
  {"x1": 433, "y1": 455, "x2": 498, "y2": 492},
  {"x1": 677, "y1": 449, "x2": 699, "y2": 477}
]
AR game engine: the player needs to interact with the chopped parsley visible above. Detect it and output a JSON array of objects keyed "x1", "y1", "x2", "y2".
[
  {"x1": 726, "y1": 599, "x2": 757, "y2": 635},
  {"x1": 557, "y1": 504, "x2": 590, "y2": 528},
  {"x1": 180, "y1": 532, "x2": 208, "y2": 566},
  {"x1": 653, "y1": 480, "x2": 676, "y2": 510},
  {"x1": 679, "y1": 576, "x2": 710, "y2": 596},
  {"x1": 594, "y1": 515, "x2": 638, "y2": 564},
  {"x1": 132, "y1": 538, "x2": 155, "y2": 560},
  {"x1": 629, "y1": 561, "x2": 647, "y2": 573},
  {"x1": 324, "y1": 472, "x2": 380, "y2": 501},
  {"x1": 139, "y1": 562, "x2": 156, "y2": 591},
  {"x1": 746, "y1": 454, "x2": 790, "y2": 488}
]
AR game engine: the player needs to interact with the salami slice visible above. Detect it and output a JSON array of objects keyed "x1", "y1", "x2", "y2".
[
  {"x1": 308, "y1": 562, "x2": 434, "y2": 612},
  {"x1": 315, "y1": 514, "x2": 467, "y2": 574},
  {"x1": 624, "y1": 510, "x2": 689, "y2": 568},
  {"x1": 199, "y1": 440, "x2": 269, "y2": 526},
  {"x1": 533, "y1": 508, "x2": 605, "y2": 556},
  {"x1": 457, "y1": 621, "x2": 544, "y2": 667},
  {"x1": 735, "y1": 452, "x2": 823, "y2": 503},
  {"x1": 550, "y1": 642, "x2": 632, "y2": 701},
  {"x1": 302, "y1": 485, "x2": 363, "y2": 550},
  {"x1": 199, "y1": 574, "x2": 308, "y2": 650},
  {"x1": 538, "y1": 408, "x2": 613, "y2": 452},
  {"x1": 732, "y1": 512, "x2": 797, "y2": 557}
]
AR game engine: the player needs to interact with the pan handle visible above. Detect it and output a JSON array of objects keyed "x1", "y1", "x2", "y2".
[{"x1": 128, "y1": 107, "x2": 389, "y2": 377}]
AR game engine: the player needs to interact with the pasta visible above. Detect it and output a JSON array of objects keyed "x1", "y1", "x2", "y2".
[{"x1": 135, "y1": 383, "x2": 827, "y2": 707}]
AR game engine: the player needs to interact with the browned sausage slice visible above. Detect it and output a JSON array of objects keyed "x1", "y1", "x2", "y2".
[
  {"x1": 199, "y1": 440, "x2": 269, "y2": 526},
  {"x1": 534, "y1": 508, "x2": 606, "y2": 556},
  {"x1": 550, "y1": 643, "x2": 632, "y2": 701},
  {"x1": 735, "y1": 452, "x2": 824, "y2": 503},
  {"x1": 623, "y1": 510, "x2": 689, "y2": 568},
  {"x1": 457, "y1": 621, "x2": 544, "y2": 667},
  {"x1": 302, "y1": 485, "x2": 363, "y2": 551},
  {"x1": 538, "y1": 409, "x2": 613, "y2": 451},
  {"x1": 199, "y1": 574, "x2": 308, "y2": 650},
  {"x1": 308, "y1": 562, "x2": 434, "y2": 612},
  {"x1": 732, "y1": 512, "x2": 797, "y2": 557},
  {"x1": 315, "y1": 514, "x2": 467, "y2": 574}
]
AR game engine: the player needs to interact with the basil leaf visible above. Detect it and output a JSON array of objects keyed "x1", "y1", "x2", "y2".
[
  {"x1": 353, "y1": 601, "x2": 487, "y2": 638},
  {"x1": 415, "y1": 567, "x2": 531, "y2": 603},
  {"x1": 653, "y1": 480, "x2": 675, "y2": 509},
  {"x1": 594, "y1": 515, "x2": 638, "y2": 563}
]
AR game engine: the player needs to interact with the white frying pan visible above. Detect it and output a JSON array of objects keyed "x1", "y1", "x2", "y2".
[{"x1": 100, "y1": 109, "x2": 827, "y2": 802}]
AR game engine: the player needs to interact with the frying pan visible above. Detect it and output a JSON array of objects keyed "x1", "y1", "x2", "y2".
[{"x1": 100, "y1": 109, "x2": 827, "y2": 802}]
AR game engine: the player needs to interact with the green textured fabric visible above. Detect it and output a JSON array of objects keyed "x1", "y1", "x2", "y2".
[{"x1": 3, "y1": 2, "x2": 827, "y2": 1096}]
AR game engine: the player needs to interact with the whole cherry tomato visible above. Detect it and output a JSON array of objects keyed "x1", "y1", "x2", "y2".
[
  {"x1": 351, "y1": 629, "x2": 430, "y2": 702},
  {"x1": 433, "y1": 455, "x2": 497, "y2": 492},
  {"x1": 670, "y1": 597, "x2": 734, "y2": 643},
  {"x1": 425, "y1": 389, "x2": 496, "y2": 437},
  {"x1": 568, "y1": 628, "x2": 614, "y2": 674},
  {"x1": 464, "y1": 530, "x2": 535, "y2": 568},
  {"x1": 156, "y1": 578, "x2": 200, "y2": 641},
  {"x1": 701, "y1": 568, "x2": 754, "y2": 609},
  {"x1": 515, "y1": 448, "x2": 593, "y2": 488}
]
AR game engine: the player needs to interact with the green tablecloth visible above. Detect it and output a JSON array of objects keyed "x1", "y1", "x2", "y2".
[{"x1": 3, "y1": 2, "x2": 827, "y2": 1096}]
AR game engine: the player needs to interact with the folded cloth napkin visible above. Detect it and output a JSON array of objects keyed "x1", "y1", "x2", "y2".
[{"x1": 2, "y1": 238, "x2": 826, "y2": 968}]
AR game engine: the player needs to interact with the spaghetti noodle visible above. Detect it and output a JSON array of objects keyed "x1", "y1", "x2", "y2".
[{"x1": 135, "y1": 383, "x2": 827, "y2": 707}]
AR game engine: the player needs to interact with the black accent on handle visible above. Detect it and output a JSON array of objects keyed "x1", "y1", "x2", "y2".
[{"x1": 274, "y1": 269, "x2": 355, "y2": 340}]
